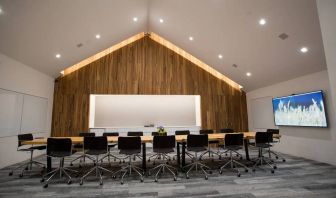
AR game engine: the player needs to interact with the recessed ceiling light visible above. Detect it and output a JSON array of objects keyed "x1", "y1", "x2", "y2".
[
  {"x1": 300, "y1": 47, "x2": 308, "y2": 53},
  {"x1": 218, "y1": 54, "x2": 223, "y2": 59},
  {"x1": 189, "y1": 36, "x2": 194, "y2": 41},
  {"x1": 246, "y1": 72, "x2": 251, "y2": 76},
  {"x1": 95, "y1": 34, "x2": 101, "y2": 39},
  {"x1": 60, "y1": 70, "x2": 64, "y2": 75},
  {"x1": 55, "y1": 54, "x2": 61, "y2": 59},
  {"x1": 133, "y1": 17, "x2": 138, "y2": 22},
  {"x1": 259, "y1": 18, "x2": 266, "y2": 25},
  {"x1": 159, "y1": 18, "x2": 164, "y2": 23}
]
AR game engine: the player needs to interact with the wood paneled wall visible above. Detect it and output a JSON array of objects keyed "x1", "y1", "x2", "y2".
[{"x1": 51, "y1": 36, "x2": 248, "y2": 137}]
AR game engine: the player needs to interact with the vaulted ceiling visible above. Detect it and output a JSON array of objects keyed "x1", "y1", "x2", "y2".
[{"x1": 0, "y1": 0, "x2": 326, "y2": 91}]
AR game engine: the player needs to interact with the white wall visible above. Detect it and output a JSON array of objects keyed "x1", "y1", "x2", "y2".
[
  {"x1": 247, "y1": 70, "x2": 336, "y2": 165},
  {"x1": 0, "y1": 53, "x2": 54, "y2": 169}
]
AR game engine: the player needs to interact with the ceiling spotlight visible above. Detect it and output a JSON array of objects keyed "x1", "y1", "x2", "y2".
[
  {"x1": 95, "y1": 34, "x2": 101, "y2": 39},
  {"x1": 218, "y1": 54, "x2": 223, "y2": 59},
  {"x1": 133, "y1": 17, "x2": 138, "y2": 22},
  {"x1": 55, "y1": 54, "x2": 61, "y2": 59},
  {"x1": 246, "y1": 72, "x2": 251, "y2": 76},
  {"x1": 300, "y1": 47, "x2": 308, "y2": 53},
  {"x1": 189, "y1": 36, "x2": 194, "y2": 41},
  {"x1": 259, "y1": 18, "x2": 266, "y2": 25},
  {"x1": 159, "y1": 18, "x2": 164, "y2": 23}
]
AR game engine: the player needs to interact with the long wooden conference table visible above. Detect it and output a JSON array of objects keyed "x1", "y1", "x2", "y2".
[{"x1": 23, "y1": 132, "x2": 280, "y2": 172}]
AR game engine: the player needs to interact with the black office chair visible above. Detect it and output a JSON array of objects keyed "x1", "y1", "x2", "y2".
[
  {"x1": 183, "y1": 134, "x2": 212, "y2": 180},
  {"x1": 219, "y1": 133, "x2": 248, "y2": 177},
  {"x1": 148, "y1": 132, "x2": 171, "y2": 164},
  {"x1": 79, "y1": 136, "x2": 114, "y2": 185},
  {"x1": 148, "y1": 135, "x2": 177, "y2": 182},
  {"x1": 9, "y1": 133, "x2": 46, "y2": 177},
  {"x1": 41, "y1": 138, "x2": 78, "y2": 188},
  {"x1": 218, "y1": 128, "x2": 242, "y2": 159},
  {"x1": 70, "y1": 132, "x2": 96, "y2": 167},
  {"x1": 112, "y1": 136, "x2": 144, "y2": 184},
  {"x1": 199, "y1": 129, "x2": 220, "y2": 161},
  {"x1": 173, "y1": 130, "x2": 194, "y2": 160},
  {"x1": 251, "y1": 132, "x2": 277, "y2": 173},
  {"x1": 127, "y1": 131, "x2": 143, "y2": 161},
  {"x1": 100, "y1": 132, "x2": 123, "y2": 164},
  {"x1": 266, "y1": 129, "x2": 286, "y2": 162}
]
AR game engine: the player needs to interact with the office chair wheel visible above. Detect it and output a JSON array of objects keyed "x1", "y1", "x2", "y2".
[
  {"x1": 100, "y1": 181, "x2": 103, "y2": 185},
  {"x1": 67, "y1": 180, "x2": 72, "y2": 185},
  {"x1": 245, "y1": 169, "x2": 248, "y2": 172},
  {"x1": 122, "y1": 160, "x2": 125, "y2": 163},
  {"x1": 282, "y1": 159, "x2": 286, "y2": 162},
  {"x1": 43, "y1": 184, "x2": 48, "y2": 188},
  {"x1": 168, "y1": 158, "x2": 171, "y2": 161},
  {"x1": 19, "y1": 173, "x2": 23, "y2": 178},
  {"x1": 9, "y1": 171, "x2": 13, "y2": 176},
  {"x1": 148, "y1": 171, "x2": 151, "y2": 176},
  {"x1": 237, "y1": 173, "x2": 241, "y2": 177},
  {"x1": 153, "y1": 162, "x2": 155, "y2": 165},
  {"x1": 271, "y1": 170, "x2": 275, "y2": 174},
  {"x1": 205, "y1": 175, "x2": 208, "y2": 180},
  {"x1": 274, "y1": 166, "x2": 277, "y2": 169},
  {"x1": 148, "y1": 159, "x2": 151, "y2": 162},
  {"x1": 173, "y1": 157, "x2": 175, "y2": 160},
  {"x1": 112, "y1": 175, "x2": 117, "y2": 179},
  {"x1": 252, "y1": 169, "x2": 256, "y2": 172},
  {"x1": 79, "y1": 180, "x2": 83, "y2": 185},
  {"x1": 70, "y1": 163, "x2": 73, "y2": 166},
  {"x1": 276, "y1": 156, "x2": 279, "y2": 159},
  {"x1": 175, "y1": 171, "x2": 178, "y2": 176},
  {"x1": 173, "y1": 177, "x2": 177, "y2": 181},
  {"x1": 219, "y1": 170, "x2": 223, "y2": 174},
  {"x1": 140, "y1": 178, "x2": 144, "y2": 182},
  {"x1": 186, "y1": 175, "x2": 189, "y2": 179},
  {"x1": 79, "y1": 164, "x2": 82, "y2": 168},
  {"x1": 121, "y1": 181, "x2": 124, "y2": 185},
  {"x1": 25, "y1": 166, "x2": 28, "y2": 171},
  {"x1": 154, "y1": 178, "x2": 158, "y2": 182},
  {"x1": 114, "y1": 158, "x2": 116, "y2": 162},
  {"x1": 209, "y1": 171, "x2": 212, "y2": 174},
  {"x1": 40, "y1": 178, "x2": 45, "y2": 183},
  {"x1": 166, "y1": 161, "x2": 169, "y2": 165},
  {"x1": 240, "y1": 156, "x2": 243, "y2": 160}
]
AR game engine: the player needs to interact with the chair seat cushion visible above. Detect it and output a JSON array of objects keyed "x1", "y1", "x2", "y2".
[
  {"x1": 119, "y1": 149, "x2": 141, "y2": 155},
  {"x1": 86, "y1": 149, "x2": 107, "y2": 156},
  {"x1": 153, "y1": 148, "x2": 174, "y2": 154},
  {"x1": 73, "y1": 144, "x2": 83, "y2": 149},
  {"x1": 187, "y1": 147, "x2": 207, "y2": 152}
]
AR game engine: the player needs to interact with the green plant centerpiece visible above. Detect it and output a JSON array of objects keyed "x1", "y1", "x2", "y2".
[{"x1": 157, "y1": 126, "x2": 167, "y2": 136}]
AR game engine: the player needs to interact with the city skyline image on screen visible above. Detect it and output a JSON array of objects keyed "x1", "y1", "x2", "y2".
[{"x1": 272, "y1": 90, "x2": 328, "y2": 127}]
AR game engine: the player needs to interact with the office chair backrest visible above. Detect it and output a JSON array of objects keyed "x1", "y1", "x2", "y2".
[
  {"x1": 175, "y1": 130, "x2": 190, "y2": 135},
  {"x1": 255, "y1": 132, "x2": 271, "y2": 144},
  {"x1": 199, "y1": 129, "x2": 214, "y2": 135},
  {"x1": 18, "y1": 133, "x2": 33, "y2": 147},
  {"x1": 118, "y1": 136, "x2": 141, "y2": 150},
  {"x1": 220, "y1": 128, "x2": 234, "y2": 133},
  {"x1": 187, "y1": 134, "x2": 208, "y2": 148},
  {"x1": 266, "y1": 129, "x2": 279, "y2": 134},
  {"x1": 225, "y1": 133, "x2": 244, "y2": 147},
  {"x1": 127, "y1": 131, "x2": 143, "y2": 136},
  {"x1": 47, "y1": 138, "x2": 72, "y2": 156},
  {"x1": 84, "y1": 136, "x2": 107, "y2": 151},
  {"x1": 79, "y1": 132, "x2": 95, "y2": 137},
  {"x1": 103, "y1": 132, "x2": 119, "y2": 137},
  {"x1": 153, "y1": 135, "x2": 176, "y2": 149}
]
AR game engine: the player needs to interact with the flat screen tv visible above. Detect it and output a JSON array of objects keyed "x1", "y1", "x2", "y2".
[{"x1": 272, "y1": 90, "x2": 327, "y2": 127}]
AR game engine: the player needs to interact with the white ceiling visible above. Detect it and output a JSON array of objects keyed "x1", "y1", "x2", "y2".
[{"x1": 0, "y1": 0, "x2": 326, "y2": 91}]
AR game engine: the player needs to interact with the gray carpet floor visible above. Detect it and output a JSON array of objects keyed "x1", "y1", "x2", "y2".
[{"x1": 1, "y1": 148, "x2": 336, "y2": 198}]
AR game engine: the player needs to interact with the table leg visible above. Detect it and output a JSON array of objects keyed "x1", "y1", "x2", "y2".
[
  {"x1": 177, "y1": 142, "x2": 181, "y2": 167},
  {"x1": 244, "y1": 139, "x2": 250, "y2": 161},
  {"x1": 182, "y1": 142, "x2": 186, "y2": 167},
  {"x1": 142, "y1": 143, "x2": 146, "y2": 171},
  {"x1": 47, "y1": 156, "x2": 52, "y2": 172}
]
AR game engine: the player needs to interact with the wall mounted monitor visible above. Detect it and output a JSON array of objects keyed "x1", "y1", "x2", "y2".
[{"x1": 272, "y1": 90, "x2": 327, "y2": 127}]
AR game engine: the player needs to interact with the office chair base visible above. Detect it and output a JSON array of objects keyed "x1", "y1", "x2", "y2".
[
  {"x1": 112, "y1": 156, "x2": 144, "y2": 184},
  {"x1": 100, "y1": 152, "x2": 123, "y2": 164},
  {"x1": 219, "y1": 152, "x2": 249, "y2": 177},
  {"x1": 199, "y1": 149, "x2": 220, "y2": 161},
  {"x1": 269, "y1": 150, "x2": 286, "y2": 162},
  {"x1": 41, "y1": 159, "x2": 78, "y2": 188},
  {"x1": 148, "y1": 163, "x2": 178, "y2": 182},
  {"x1": 252, "y1": 149, "x2": 277, "y2": 173},
  {"x1": 9, "y1": 158, "x2": 45, "y2": 177},
  {"x1": 218, "y1": 149, "x2": 243, "y2": 160},
  {"x1": 79, "y1": 164, "x2": 113, "y2": 186},
  {"x1": 183, "y1": 153, "x2": 212, "y2": 180},
  {"x1": 148, "y1": 153, "x2": 171, "y2": 165},
  {"x1": 70, "y1": 153, "x2": 95, "y2": 167}
]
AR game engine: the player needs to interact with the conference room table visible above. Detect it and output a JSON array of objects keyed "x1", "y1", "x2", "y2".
[{"x1": 23, "y1": 132, "x2": 280, "y2": 172}]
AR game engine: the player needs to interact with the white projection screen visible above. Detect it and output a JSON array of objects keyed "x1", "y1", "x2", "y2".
[{"x1": 90, "y1": 95, "x2": 201, "y2": 128}]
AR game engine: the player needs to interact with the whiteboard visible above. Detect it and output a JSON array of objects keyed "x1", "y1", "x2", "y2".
[
  {"x1": 90, "y1": 95, "x2": 201, "y2": 128},
  {"x1": 0, "y1": 88, "x2": 48, "y2": 137},
  {"x1": 250, "y1": 96, "x2": 276, "y2": 129}
]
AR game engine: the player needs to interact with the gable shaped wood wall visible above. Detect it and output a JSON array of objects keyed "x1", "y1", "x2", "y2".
[{"x1": 51, "y1": 36, "x2": 248, "y2": 136}]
